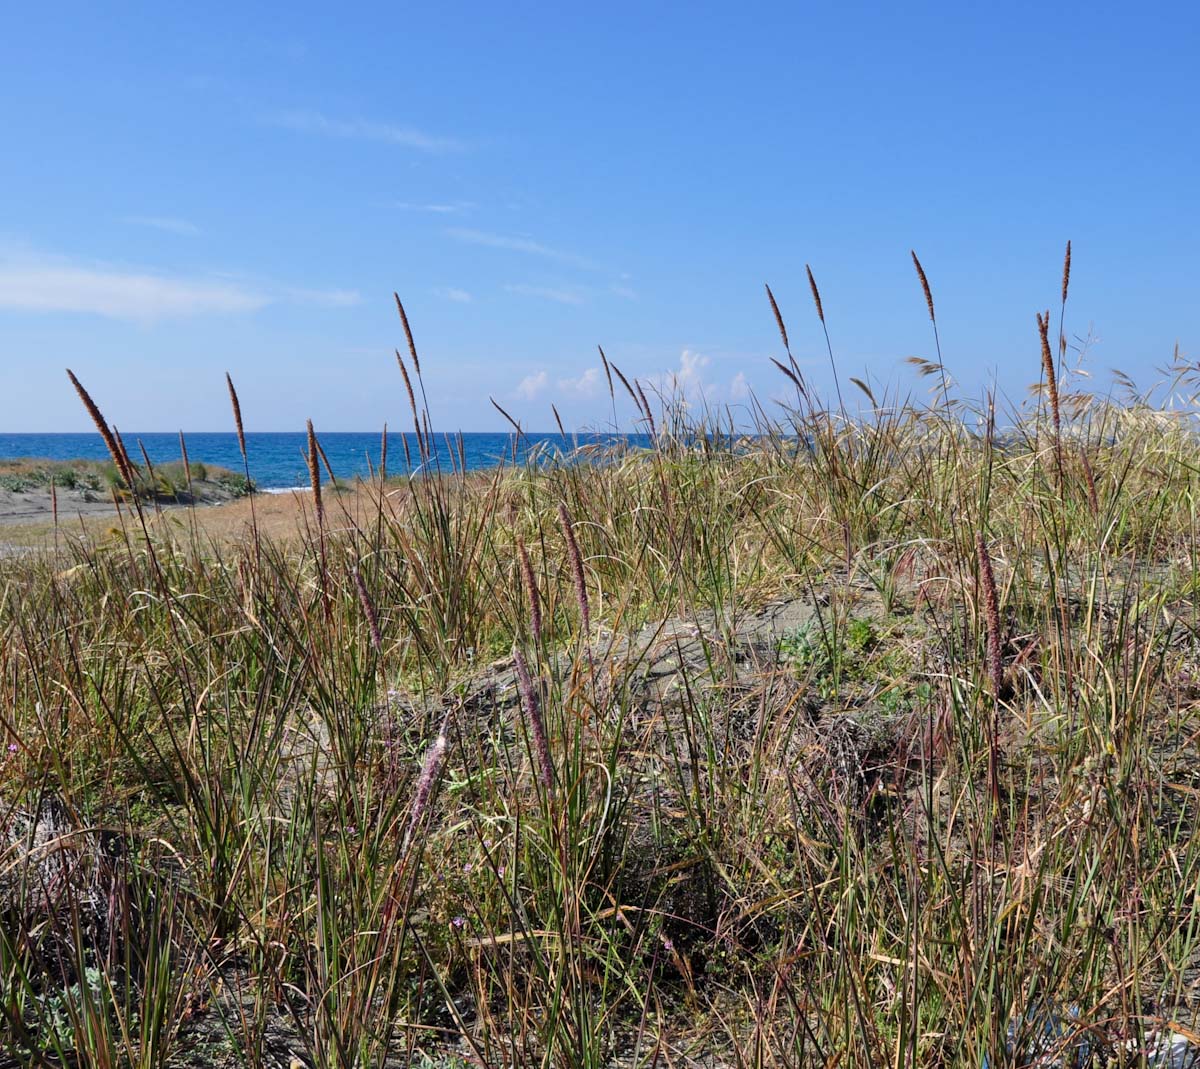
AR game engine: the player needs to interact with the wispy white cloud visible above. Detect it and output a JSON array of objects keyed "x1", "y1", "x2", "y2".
[
  {"x1": 647, "y1": 351, "x2": 758, "y2": 407},
  {"x1": 449, "y1": 228, "x2": 598, "y2": 270},
  {"x1": 282, "y1": 286, "x2": 362, "y2": 307},
  {"x1": 397, "y1": 201, "x2": 475, "y2": 214},
  {"x1": 433, "y1": 286, "x2": 473, "y2": 303},
  {"x1": 557, "y1": 367, "x2": 602, "y2": 397},
  {"x1": 122, "y1": 215, "x2": 202, "y2": 237},
  {"x1": 504, "y1": 283, "x2": 585, "y2": 306},
  {"x1": 515, "y1": 370, "x2": 548, "y2": 400},
  {"x1": 0, "y1": 250, "x2": 359, "y2": 322},
  {"x1": 643, "y1": 350, "x2": 716, "y2": 408},
  {"x1": 609, "y1": 283, "x2": 638, "y2": 300},
  {"x1": 0, "y1": 259, "x2": 265, "y2": 321},
  {"x1": 269, "y1": 110, "x2": 464, "y2": 152},
  {"x1": 666, "y1": 350, "x2": 710, "y2": 395}
]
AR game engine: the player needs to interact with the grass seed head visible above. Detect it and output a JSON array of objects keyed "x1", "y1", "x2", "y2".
[
  {"x1": 911, "y1": 251, "x2": 936, "y2": 323},
  {"x1": 805, "y1": 264, "x2": 825, "y2": 324}
]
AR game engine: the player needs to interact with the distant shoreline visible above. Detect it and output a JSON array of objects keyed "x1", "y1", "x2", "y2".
[{"x1": 0, "y1": 431, "x2": 654, "y2": 490}]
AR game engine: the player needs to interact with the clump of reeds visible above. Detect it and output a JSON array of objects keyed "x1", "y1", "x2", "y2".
[{"x1": 21, "y1": 266, "x2": 1200, "y2": 1068}]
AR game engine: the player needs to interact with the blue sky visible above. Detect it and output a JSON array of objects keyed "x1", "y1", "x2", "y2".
[{"x1": 2, "y1": 3, "x2": 1198, "y2": 431}]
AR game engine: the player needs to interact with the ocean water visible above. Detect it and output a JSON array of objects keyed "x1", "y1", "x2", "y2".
[{"x1": 0, "y1": 432, "x2": 653, "y2": 490}]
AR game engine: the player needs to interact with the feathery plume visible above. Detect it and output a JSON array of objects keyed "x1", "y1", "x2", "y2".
[
  {"x1": 610, "y1": 362, "x2": 640, "y2": 409},
  {"x1": 306, "y1": 419, "x2": 323, "y2": 525},
  {"x1": 66, "y1": 370, "x2": 135, "y2": 488},
  {"x1": 976, "y1": 532, "x2": 1003, "y2": 699},
  {"x1": 490, "y1": 397, "x2": 522, "y2": 436},
  {"x1": 1059, "y1": 239, "x2": 1073, "y2": 359},
  {"x1": 765, "y1": 283, "x2": 790, "y2": 352},
  {"x1": 513, "y1": 648, "x2": 553, "y2": 788},
  {"x1": 405, "y1": 729, "x2": 447, "y2": 848},
  {"x1": 395, "y1": 349, "x2": 424, "y2": 457},
  {"x1": 176, "y1": 434, "x2": 190, "y2": 484},
  {"x1": 598, "y1": 345, "x2": 615, "y2": 401},
  {"x1": 394, "y1": 293, "x2": 421, "y2": 375},
  {"x1": 911, "y1": 251, "x2": 935, "y2": 323},
  {"x1": 517, "y1": 537, "x2": 542, "y2": 641},
  {"x1": 225, "y1": 372, "x2": 247, "y2": 463},
  {"x1": 635, "y1": 379, "x2": 657, "y2": 438},
  {"x1": 558, "y1": 501, "x2": 590, "y2": 636},
  {"x1": 316, "y1": 438, "x2": 337, "y2": 487},
  {"x1": 806, "y1": 263, "x2": 845, "y2": 414},
  {"x1": 1061, "y1": 240, "x2": 1072, "y2": 306},
  {"x1": 110, "y1": 428, "x2": 139, "y2": 495},
  {"x1": 805, "y1": 265, "x2": 825, "y2": 324},
  {"x1": 1037, "y1": 311, "x2": 1061, "y2": 438},
  {"x1": 1079, "y1": 444, "x2": 1099, "y2": 515},
  {"x1": 137, "y1": 440, "x2": 157, "y2": 484},
  {"x1": 771, "y1": 357, "x2": 806, "y2": 397},
  {"x1": 353, "y1": 567, "x2": 382, "y2": 653}
]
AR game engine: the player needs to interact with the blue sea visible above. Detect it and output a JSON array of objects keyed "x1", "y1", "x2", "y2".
[{"x1": 0, "y1": 432, "x2": 653, "y2": 490}]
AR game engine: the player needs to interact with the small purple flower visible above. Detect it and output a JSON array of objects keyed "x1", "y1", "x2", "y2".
[
  {"x1": 462, "y1": 862, "x2": 473, "y2": 874},
  {"x1": 496, "y1": 865, "x2": 506, "y2": 878},
  {"x1": 5, "y1": 743, "x2": 16, "y2": 756},
  {"x1": 451, "y1": 915, "x2": 466, "y2": 929},
  {"x1": 344, "y1": 825, "x2": 357, "y2": 837}
]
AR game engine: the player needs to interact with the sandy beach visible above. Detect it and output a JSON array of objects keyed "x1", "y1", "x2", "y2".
[
  {"x1": 0, "y1": 486, "x2": 131, "y2": 525},
  {"x1": 0, "y1": 483, "x2": 244, "y2": 554},
  {"x1": 0, "y1": 481, "x2": 384, "y2": 554}
]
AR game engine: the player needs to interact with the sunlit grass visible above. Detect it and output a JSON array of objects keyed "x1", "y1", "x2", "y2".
[{"x1": 5, "y1": 271, "x2": 1200, "y2": 1066}]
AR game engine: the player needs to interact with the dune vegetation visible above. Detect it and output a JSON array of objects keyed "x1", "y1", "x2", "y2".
[{"x1": 6, "y1": 254, "x2": 1200, "y2": 1067}]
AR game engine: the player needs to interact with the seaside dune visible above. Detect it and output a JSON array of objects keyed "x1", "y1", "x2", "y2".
[
  {"x1": 0, "y1": 456, "x2": 254, "y2": 547},
  {"x1": 7, "y1": 276, "x2": 1200, "y2": 1066}
]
